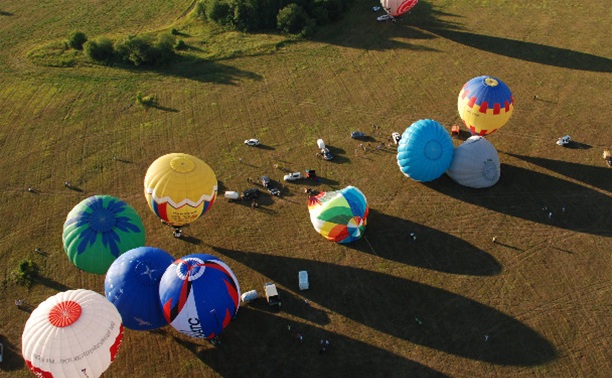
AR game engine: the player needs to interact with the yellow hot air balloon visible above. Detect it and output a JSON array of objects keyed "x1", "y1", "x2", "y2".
[
  {"x1": 458, "y1": 76, "x2": 514, "y2": 136},
  {"x1": 144, "y1": 153, "x2": 217, "y2": 235}
]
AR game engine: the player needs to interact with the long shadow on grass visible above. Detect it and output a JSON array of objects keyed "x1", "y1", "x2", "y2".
[
  {"x1": 424, "y1": 164, "x2": 612, "y2": 237},
  {"x1": 410, "y1": 2, "x2": 612, "y2": 73},
  {"x1": 0, "y1": 335, "x2": 24, "y2": 372},
  {"x1": 212, "y1": 247, "x2": 557, "y2": 366},
  {"x1": 346, "y1": 209, "x2": 501, "y2": 276},
  {"x1": 163, "y1": 307, "x2": 447, "y2": 378},
  {"x1": 151, "y1": 54, "x2": 262, "y2": 85},
  {"x1": 505, "y1": 153, "x2": 612, "y2": 194}
]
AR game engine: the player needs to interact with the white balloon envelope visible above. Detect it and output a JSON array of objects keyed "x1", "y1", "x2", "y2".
[
  {"x1": 21, "y1": 289, "x2": 123, "y2": 378},
  {"x1": 446, "y1": 136, "x2": 501, "y2": 188}
]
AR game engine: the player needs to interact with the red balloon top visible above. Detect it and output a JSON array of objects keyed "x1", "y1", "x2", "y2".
[{"x1": 48, "y1": 300, "x2": 82, "y2": 327}]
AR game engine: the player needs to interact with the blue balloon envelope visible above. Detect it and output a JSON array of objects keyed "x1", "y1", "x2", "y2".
[
  {"x1": 105, "y1": 246, "x2": 175, "y2": 330},
  {"x1": 397, "y1": 119, "x2": 454, "y2": 182},
  {"x1": 158, "y1": 254, "x2": 241, "y2": 340}
]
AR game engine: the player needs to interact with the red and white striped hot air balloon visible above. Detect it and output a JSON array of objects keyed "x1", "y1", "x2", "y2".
[{"x1": 21, "y1": 289, "x2": 123, "y2": 378}]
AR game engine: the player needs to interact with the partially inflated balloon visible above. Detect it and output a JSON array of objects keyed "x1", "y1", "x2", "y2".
[
  {"x1": 105, "y1": 246, "x2": 175, "y2": 330},
  {"x1": 22, "y1": 289, "x2": 123, "y2": 378},
  {"x1": 380, "y1": 0, "x2": 419, "y2": 17},
  {"x1": 159, "y1": 254, "x2": 240, "y2": 340},
  {"x1": 308, "y1": 186, "x2": 369, "y2": 244},
  {"x1": 458, "y1": 76, "x2": 514, "y2": 136},
  {"x1": 397, "y1": 119, "x2": 454, "y2": 182},
  {"x1": 63, "y1": 195, "x2": 146, "y2": 275},
  {"x1": 447, "y1": 136, "x2": 501, "y2": 188},
  {"x1": 144, "y1": 153, "x2": 218, "y2": 227}
]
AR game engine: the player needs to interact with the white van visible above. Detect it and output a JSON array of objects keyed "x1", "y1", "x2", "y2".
[
  {"x1": 317, "y1": 139, "x2": 326, "y2": 150},
  {"x1": 298, "y1": 271, "x2": 309, "y2": 290}
]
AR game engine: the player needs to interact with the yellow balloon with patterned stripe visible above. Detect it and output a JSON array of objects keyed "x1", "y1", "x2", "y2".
[
  {"x1": 144, "y1": 153, "x2": 217, "y2": 227},
  {"x1": 458, "y1": 76, "x2": 514, "y2": 136}
]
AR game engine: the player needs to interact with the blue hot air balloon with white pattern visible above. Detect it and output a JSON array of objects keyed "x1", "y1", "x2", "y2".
[{"x1": 105, "y1": 246, "x2": 175, "y2": 330}]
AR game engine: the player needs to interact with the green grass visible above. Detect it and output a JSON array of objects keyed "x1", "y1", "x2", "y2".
[{"x1": 1, "y1": 0, "x2": 611, "y2": 377}]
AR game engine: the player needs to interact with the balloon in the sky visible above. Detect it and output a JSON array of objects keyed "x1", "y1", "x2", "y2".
[
  {"x1": 397, "y1": 119, "x2": 454, "y2": 182},
  {"x1": 380, "y1": 0, "x2": 419, "y2": 17},
  {"x1": 308, "y1": 186, "x2": 369, "y2": 244},
  {"x1": 105, "y1": 246, "x2": 175, "y2": 330},
  {"x1": 159, "y1": 254, "x2": 240, "y2": 340},
  {"x1": 458, "y1": 75, "x2": 514, "y2": 136},
  {"x1": 144, "y1": 153, "x2": 218, "y2": 227},
  {"x1": 446, "y1": 136, "x2": 501, "y2": 188},
  {"x1": 22, "y1": 289, "x2": 123, "y2": 378},
  {"x1": 63, "y1": 195, "x2": 146, "y2": 275}
]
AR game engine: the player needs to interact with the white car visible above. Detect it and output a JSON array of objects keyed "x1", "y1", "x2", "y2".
[
  {"x1": 244, "y1": 139, "x2": 260, "y2": 146},
  {"x1": 283, "y1": 172, "x2": 302, "y2": 181},
  {"x1": 556, "y1": 135, "x2": 571, "y2": 146}
]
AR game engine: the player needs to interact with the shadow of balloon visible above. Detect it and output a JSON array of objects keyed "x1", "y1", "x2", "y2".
[
  {"x1": 212, "y1": 247, "x2": 557, "y2": 366},
  {"x1": 171, "y1": 307, "x2": 447, "y2": 378},
  {"x1": 411, "y1": 2, "x2": 612, "y2": 73},
  {"x1": 425, "y1": 164, "x2": 612, "y2": 237},
  {"x1": 506, "y1": 154, "x2": 611, "y2": 194},
  {"x1": 243, "y1": 287, "x2": 331, "y2": 326},
  {"x1": 0, "y1": 335, "x2": 24, "y2": 372},
  {"x1": 346, "y1": 209, "x2": 501, "y2": 276}
]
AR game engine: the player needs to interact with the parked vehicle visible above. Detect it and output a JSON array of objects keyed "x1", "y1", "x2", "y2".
[
  {"x1": 556, "y1": 135, "x2": 571, "y2": 146},
  {"x1": 392, "y1": 132, "x2": 402, "y2": 144},
  {"x1": 241, "y1": 290, "x2": 258, "y2": 303},
  {"x1": 317, "y1": 139, "x2": 326, "y2": 150},
  {"x1": 242, "y1": 188, "x2": 260, "y2": 200},
  {"x1": 263, "y1": 282, "x2": 281, "y2": 306},
  {"x1": 283, "y1": 172, "x2": 302, "y2": 181},
  {"x1": 224, "y1": 191, "x2": 240, "y2": 201},
  {"x1": 351, "y1": 131, "x2": 366, "y2": 139},
  {"x1": 321, "y1": 148, "x2": 334, "y2": 161},
  {"x1": 269, "y1": 187, "x2": 281, "y2": 196},
  {"x1": 298, "y1": 270, "x2": 309, "y2": 291},
  {"x1": 261, "y1": 175, "x2": 270, "y2": 188},
  {"x1": 244, "y1": 139, "x2": 260, "y2": 146}
]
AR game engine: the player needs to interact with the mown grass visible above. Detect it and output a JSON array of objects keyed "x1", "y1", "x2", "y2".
[{"x1": 1, "y1": 0, "x2": 611, "y2": 377}]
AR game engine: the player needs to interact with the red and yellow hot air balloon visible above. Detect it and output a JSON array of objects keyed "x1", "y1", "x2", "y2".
[
  {"x1": 458, "y1": 76, "x2": 514, "y2": 136},
  {"x1": 144, "y1": 153, "x2": 217, "y2": 235}
]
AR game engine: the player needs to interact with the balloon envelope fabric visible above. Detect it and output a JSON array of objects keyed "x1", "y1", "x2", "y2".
[
  {"x1": 308, "y1": 186, "x2": 369, "y2": 244},
  {"x1": 158, "y1": 254, "x2": 240, "y2": 340},
  {"x1": 105, "y1": 246, "x2": 175, "y2": 330},
  {"x1": 397, "y1": 119, "x2": 454, "y2": 182},
  {"x1": 21, "y1": 289, "x2": 123, "y2": 378},
  {"x1": 63, "y1": 195, "x2": 146, "y2": 275},
  {"x1": 144, "y1": 153, "x2": 218, "y2": 227},
  {"x1": 446, "y1": 136, "x2": 501, "y2": 188},
  {"x1": 458, "y1": 75, "x2": 514, "y2": 136}
]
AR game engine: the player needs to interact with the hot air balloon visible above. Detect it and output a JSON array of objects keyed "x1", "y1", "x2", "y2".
[
  {"x1": 458, "y1": 75, "x2": 514, "y2": 136},
  {"x1": 144, "y1": 153, "x2": 217, "y2": 238},
  {"x1": 378, "y1": 0, "x2": 419, "y2": 21},
  {"x1": 308, "y1": 186, "x2": 369, "y2": 244},
  {"x1": 105, "y1": 246, "x2": 175, "y2": 330},
  {"x1": 446, "y1": 136, "x2": 501, "y2": 188},
  {"x1": 63, "y1": 195, "x2": 146, "y2": 275},
  {"x1": 397, "y1": 119, "x2": 454, "y2": 182},
  {"x1": 159, "y1": 254, "x2": 240, "y2": 341},
  {"x1": 22, "y1": 289, "x2": 123, "y2": 378}
]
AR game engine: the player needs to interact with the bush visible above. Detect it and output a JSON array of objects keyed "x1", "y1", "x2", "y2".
[
  {"x1": 277, "y1": 4, "x2": 309, "y2": 35},
  {"x1": 206, "y1": 0, "x2": 233, "y2": 26},
  {"x1": 153, "y1": 33, "x2": 176, "y2": 65},
  {"x1": 84, "y1": 37, "x2": 115, "y2": 63},
  {"x1": 67, "y1": 31, "x2": 88, "y2": 50},
  {"x1": 136, "y1": 91, "x2": 156, "y2": 106},
  {"x1": 13, "y1": 259, "x2": 39, "y2": 287},
  {"x1": 175, "y1": 39, "x2": 187, "y2": 50}
]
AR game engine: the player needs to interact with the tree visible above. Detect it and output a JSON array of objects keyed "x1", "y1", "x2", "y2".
[
  {"x1": 277, "y1": 4, "x2": 309, "y2": 35},
  {"x1": 67, "y1": 31, "x2": 88, "y2": 50},
  {"x1": 13, "y1": 259, "x2": 39, "y2": 287},
  {"x1": 84, "y1": 37, "x2": 114, "y2": 63}
]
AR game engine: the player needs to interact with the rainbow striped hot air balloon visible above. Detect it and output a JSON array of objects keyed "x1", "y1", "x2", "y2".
[
  {"x1": 63, "y1": 195, "x2": 145, "y2": 275},
  {"x1": 308, "y1": 186, "x2": 369, "y2": 244},
  {"x1": 158, "y1": 254, "x2": 240, "y2": 340},
  {"x1": 458, "y1": 76, "x2": 514, "y2": 136}
]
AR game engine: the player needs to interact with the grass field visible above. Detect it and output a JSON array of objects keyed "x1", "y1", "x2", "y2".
[{"x1": 1, "y1": 0, "x2": 611, "y2": 377}]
